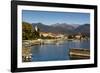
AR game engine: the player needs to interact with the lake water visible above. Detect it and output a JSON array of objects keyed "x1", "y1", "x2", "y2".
[{"x1": 31, "y1": 40, "x2": 90, "y2": 62}]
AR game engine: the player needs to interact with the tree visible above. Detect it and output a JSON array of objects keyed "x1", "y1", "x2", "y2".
[{"x1": 22, "y1": 22, "x2": 41, "y2": 40}]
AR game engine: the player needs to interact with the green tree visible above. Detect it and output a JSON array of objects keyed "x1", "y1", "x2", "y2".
[{"x1": 22, "y1": 22, "x2": 40, "y2": 40}]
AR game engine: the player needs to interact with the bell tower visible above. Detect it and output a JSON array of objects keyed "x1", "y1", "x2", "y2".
[{"x1": 35, "y1": 25, "x2": 38, "y2": 32}]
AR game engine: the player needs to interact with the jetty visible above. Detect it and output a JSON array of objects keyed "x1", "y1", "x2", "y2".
[{"x1": 69, "y1": 48, "x2": 90, "y2": 60}]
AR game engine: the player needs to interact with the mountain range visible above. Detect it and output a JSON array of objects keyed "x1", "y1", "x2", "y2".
[{"x1": 32, "y1": 22, "x2": 90, "y2": 36}]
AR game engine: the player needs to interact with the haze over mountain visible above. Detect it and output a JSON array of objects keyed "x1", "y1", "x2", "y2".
[
  {"x1": 51, "y1": 23, "x2": 75, "y2": 30},
  {"x1": 74, "y1": 24, "x2": 90, "y2": 36},
  {"x1": 31, "y1": 22, "x2": 90, "y2": 36},
  {"x1": 32, "y1": 23, "x2": 73, "y2": 34},
  {"x1": 71, "y1": 24, "x2": 80, "y2": 28}
]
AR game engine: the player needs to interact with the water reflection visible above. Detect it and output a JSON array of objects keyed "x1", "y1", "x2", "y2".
[
  {"x1": 32, "y1": 45, "x2": 40, "y2": 54},
  {"x1": 31, "y1": 40, "x2": 90, "y2": 62}
]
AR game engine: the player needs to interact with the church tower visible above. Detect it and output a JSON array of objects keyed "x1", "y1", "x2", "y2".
[
  {"x1": 34, "y1": 25, "x2": 40, "y2": 38},
  {"x1": 35, "y1": 25, "x2": 39, "y2": 32}
]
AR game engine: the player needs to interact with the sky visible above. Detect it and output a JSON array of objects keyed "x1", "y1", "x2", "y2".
[{"x1": 22, "y1": 10, "x2": 90, "y2": 25}]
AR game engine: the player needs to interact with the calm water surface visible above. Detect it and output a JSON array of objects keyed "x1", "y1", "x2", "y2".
[{"x1": 31, "y1": 40, "x2": 90, "y2": 62}]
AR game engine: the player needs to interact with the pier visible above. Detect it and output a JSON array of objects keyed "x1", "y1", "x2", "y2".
[{"x1": 69, "y1": 48, "x2": 90, "y2": 60}]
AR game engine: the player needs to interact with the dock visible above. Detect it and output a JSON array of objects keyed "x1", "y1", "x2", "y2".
[{"x1": 69, "y1": 48, "x2": 90, "y2": 60}]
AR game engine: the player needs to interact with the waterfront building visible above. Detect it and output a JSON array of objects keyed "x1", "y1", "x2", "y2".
[{"x1": 75, "y1": 33, "x2": 82, "y2": 39}]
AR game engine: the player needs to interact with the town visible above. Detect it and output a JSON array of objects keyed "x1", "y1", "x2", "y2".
[
  {"x1": 22, "y1": 25, "x2": 89, "y2": 46},
  {"x1": 22, "y1": 22, "x2": 90, "y2": 62}
]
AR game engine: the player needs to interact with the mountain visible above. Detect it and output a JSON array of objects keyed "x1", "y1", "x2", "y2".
[
  {"x1": 74, "y1": 24, "x2": 90, "y2": 36},
  {"x1": 32, "y1": 22, "x2": 90, "y2": 35},
  {"x1": 71, "y1": 24, "x2": 80, "y2": 28},
  {"x1": 32, "y1": 23, "x2": 75, "y2": 34},
  {"x1": 52, "y1": 23, "x2": 75, "y2": 30},
  {"x1": 32, "y1": 23, "x2": 55, "y2": 32}
]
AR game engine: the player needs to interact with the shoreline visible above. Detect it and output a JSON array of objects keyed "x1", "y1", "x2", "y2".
[
  {"x1": 22, "y1": 39, "x2": 90, "y2": 62},
  {"x1": 22, "y1": 38, "x2": 89, "y2": 46}
]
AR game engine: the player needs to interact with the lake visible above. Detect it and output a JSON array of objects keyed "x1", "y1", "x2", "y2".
[{"x1": 31, "y1": 40, "x2": 90, "y2": 62}]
